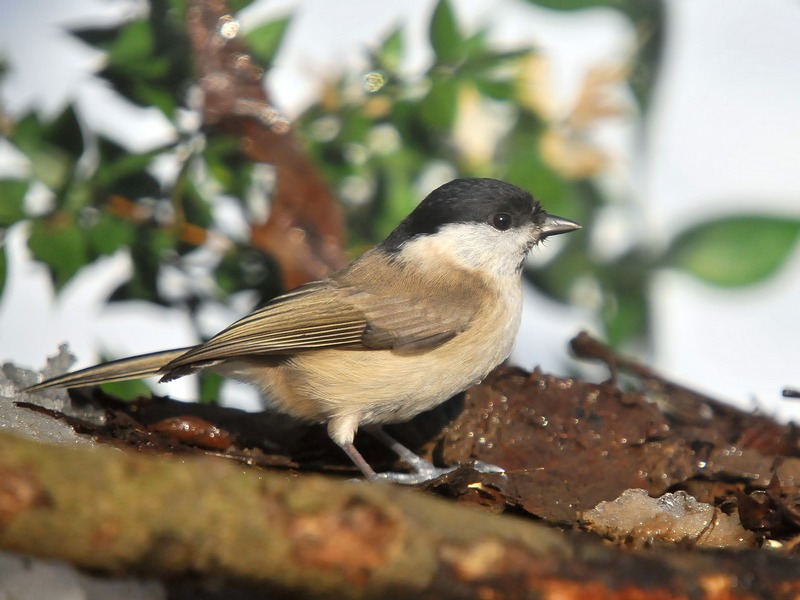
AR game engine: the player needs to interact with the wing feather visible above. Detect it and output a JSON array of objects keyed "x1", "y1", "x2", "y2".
[
  {"x1": 26, "y1": 348, "x2": 192, "y2": 391},
  {"x1": 28, "y1": 256, "x2": 490, "y2": 389},
  {"x1": 160, "y1": 257, "x2": 484, "y2": 379},
  {"x1": 160, "y1": 281, "x2": 368, "y2": 376}
]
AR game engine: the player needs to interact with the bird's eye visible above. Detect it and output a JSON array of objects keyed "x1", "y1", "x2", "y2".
[{"x1": 492, "y1": 212, "x2": 512, "y2": 231}]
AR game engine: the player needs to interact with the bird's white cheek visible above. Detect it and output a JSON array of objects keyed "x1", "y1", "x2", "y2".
[{"x1": 398, "y1": 223, "x2": 534, "y2": 277}]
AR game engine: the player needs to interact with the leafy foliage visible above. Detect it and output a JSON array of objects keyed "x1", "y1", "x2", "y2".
[
  {"x1": 665, "y1": 216, "x2": 800, "y2": 287},
  {"x1": 0, "y1": 0, "x2": 797, "y2": 371},
  {"x1": 0, "y1": 180, "x2": 27, "y2": 226},
  {"x1": 245, "y1": 16, "x2": 291, "y2": 68},
  {"x1": 293, "y1": 0, "x2": 799, "y2": 346},
  {"x1": 0, "y1": 243, "x2": 6, "y2": 299}
]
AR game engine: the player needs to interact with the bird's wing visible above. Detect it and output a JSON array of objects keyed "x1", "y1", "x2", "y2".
[
  {"x1": 25, "y1": 348, "x2": 193, "y2": 391},
  {"x1": 348, "y1": 287, "x2": 476, "y2": 353},
  {"x1": 160, "y1": 276, "x2": 480, "y2": 379},
  {"x1": 160, "y1": 281, "x2": 366, "y2": 375}
]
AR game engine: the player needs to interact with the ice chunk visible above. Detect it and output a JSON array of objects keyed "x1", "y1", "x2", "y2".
[
  {"x1": 0, "y1": 345, "x2": 104, "y2": 446},
  {"x1": 582, "y1": 488, "x2": 755, "y2": 548}
]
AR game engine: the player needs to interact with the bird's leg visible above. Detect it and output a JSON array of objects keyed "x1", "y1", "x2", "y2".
[
  {"x1": 369, "y1": 426, "x2": 506, "y2": 484},
  {"x1": 337, "y1": 436, "x2": 443, "y2": 484},
  {"x1": 333, "y1": 421, "x2": 503, "y2": 484},
  {"x1": 365, "y1": 426, "x2": 458, "y2": 484},
  {"x1": 330, "y1": 415, "x2": 380, "y2": 479},
  {"x1": 339, "y1": 441, "x2": 377, "y2": 479},
  {"x1": 367, "y1": 427, "x2": 440, "y2": 471}
]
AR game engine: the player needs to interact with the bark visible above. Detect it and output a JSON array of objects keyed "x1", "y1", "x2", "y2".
[{"x1": 2, "y1": 431, "x2": 800, "y2": 599}]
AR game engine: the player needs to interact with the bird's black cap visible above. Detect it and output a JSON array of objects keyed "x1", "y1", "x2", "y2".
[{"x1": 380, "y1": 178, "x2": 542, "y2": 253}]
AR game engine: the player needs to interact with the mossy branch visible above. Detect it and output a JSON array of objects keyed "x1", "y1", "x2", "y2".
[{"x1": 1, "y1": 431, "x2": 799, "y2": 598}]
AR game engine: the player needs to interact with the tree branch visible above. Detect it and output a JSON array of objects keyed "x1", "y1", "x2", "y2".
[{"x1": 2, "y1": 431, "x2": 800, "y2": 598}]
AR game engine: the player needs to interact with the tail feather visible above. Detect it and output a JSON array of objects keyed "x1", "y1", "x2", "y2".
[{"x1": 25, "y1": 347, "x2": 195, "y2": 392}]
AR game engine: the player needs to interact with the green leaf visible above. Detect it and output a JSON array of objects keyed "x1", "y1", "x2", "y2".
[
  {"x1": 376, "y1": 168, "x2": 418, "y2": 240},
  {"x1": 461, "y1": 29, "x2": 489, "y2": 60},
  {"x1": 499, "y1": 138, "x2": 569, "y2": 214},
  {"x1": 61, "y1": 179, "x2": 93, "y2": 213},
  {"x1": 244, "y1": 16, "x2": 291, "y2": 68},
  {"x1": 377, "y1": 27, "x2": 403, "y2": 73},
  {"x1": 111, "y1": 227, "x2": 179, "y2": 303},
  {"x1": 95, "y1": 138, "x2": 161, "y2": 199},
  {"x1": 199, "y1": 372, "x2": 224, "y2": 404},
  {"x1": 604, "y1": 287, "x2": 647, "y2": 348},
  {"x1": 30, "y1": 149, "x2": 73, "y2": 193},
  {"x1": 473, "y1": 76, "x2": 515, "y2": 100},
  {"x1": 429, "y1": 0, "x2": 463, "y2": 63},
  {"x1": 0, "y1": 244, "x2": 6, "y2": 298},
  {"x1": 99, "y1": 379, "x2": 152, "y2": 401},
  {"x1": 203, "y1": 135, "x2": 249, "y2": 195},
  {"x1": 95, "y1": 146, "x2": 159, "y2": 189},
  {"x1": 0, "y1": 179, "x2": 28, "y2": 225},
  {"x1": 88, "y1": 211, "x2": 136, "y2": 256},
  {"x1": 109, "y1": 20, "x2": 154, "y2": 64},
  {"x1": 106, "y1": 21, "x2": 169, "y2": 80},
  {"x1": 28, "y1": 217, "x2": 89, "y2": 289},
  {"x1": 41, "y1": 107, "x2": 85, "y2": 159},
  {"x1": 420, "y1": 76, "x2": 459, "y2": 131},
  {"x1": 165, "y1": 0, "x2": 190, "y2": 19},
  {"x1": 666, "y1": 216, "x2": 800, "y2": 287},
  {"x1": 226, "y1": 0, "x2": 257, "y2": 12},
  {"x1": 523, "y1": 0, "x2": 628, "y2": 11},
  {"x1": 11, "y1": 115, "x2": 74, "y2": 192},
  {"x1": 131, "y1": 81, "x2": 179, "y2": 117},
  {"x1": 71, "y1": 25, "x2": 123, "y2": 50},
  {"x1": 179, "y1": 180, "x2": 214, "y2": 230}
]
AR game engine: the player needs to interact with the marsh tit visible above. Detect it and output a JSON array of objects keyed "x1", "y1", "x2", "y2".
[{"x1": 27, "y1": 178, "x2": 580, "y2": 480}]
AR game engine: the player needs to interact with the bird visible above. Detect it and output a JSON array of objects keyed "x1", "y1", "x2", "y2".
[{"x1": 26, "y1": 178, "x2": 580, "y2": 481}]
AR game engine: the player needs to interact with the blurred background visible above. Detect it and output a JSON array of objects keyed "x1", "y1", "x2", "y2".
[{"x1": 1, "y1": 0, "x2": 799, "y2": 418}]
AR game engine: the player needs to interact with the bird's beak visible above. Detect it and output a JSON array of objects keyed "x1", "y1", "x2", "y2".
[{"x1": 539, "y1": 214, "x2": 581, "y2": 239}]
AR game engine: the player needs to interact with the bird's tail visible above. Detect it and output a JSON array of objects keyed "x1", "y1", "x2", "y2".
[{"x1": 25, "y1": 347, "x2": 194, "y2": 392}]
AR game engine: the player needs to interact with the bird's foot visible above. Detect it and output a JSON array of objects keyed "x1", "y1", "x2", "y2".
[{"x1": 369, "y1": 461, "x2": 458, "y2": 485}]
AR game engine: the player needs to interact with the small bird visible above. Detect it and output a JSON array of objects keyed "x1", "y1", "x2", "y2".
[{"x1": 27, "y1": 178, "x2": 580, "y2": 481}]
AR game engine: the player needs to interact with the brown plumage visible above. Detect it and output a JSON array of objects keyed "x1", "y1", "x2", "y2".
[{"x1": 27, "y1": 178, "x2": 580, "y2": 480}]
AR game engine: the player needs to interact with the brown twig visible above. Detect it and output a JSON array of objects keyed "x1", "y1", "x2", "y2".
[
  {"x1": 571, "y1": 331, "x2": 735, "y2": 423},
  {"x1": 186, "y1": 0, "x2": 347, "y2": 289}
]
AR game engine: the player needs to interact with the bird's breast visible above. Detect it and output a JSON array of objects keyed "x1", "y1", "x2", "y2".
[{"x1": 221, "y1": 276, "x2": 523, "y2": 427}]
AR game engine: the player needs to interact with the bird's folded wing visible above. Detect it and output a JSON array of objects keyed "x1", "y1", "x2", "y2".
[
  {"x1": 349, "y1": 288, "x2": 476, "y2": 352},
  {"x1": 159, "y1": 279, "x2": 479, "y2": 378},
  {"x1": 25, "y1": 348, "x2": 192, "y2": 392}
]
